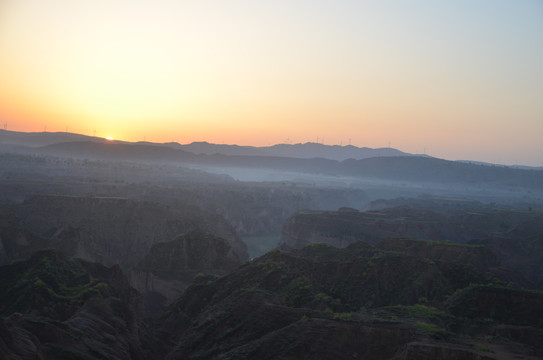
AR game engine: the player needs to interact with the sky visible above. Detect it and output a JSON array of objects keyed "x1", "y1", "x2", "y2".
[{"x1": 0, "y1": 0, "x2": 542, "y2": 165}]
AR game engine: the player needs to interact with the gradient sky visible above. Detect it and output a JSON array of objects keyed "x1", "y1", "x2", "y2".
[{"x1": 1, "y1": 0, "x2": 542, "y2": 165}]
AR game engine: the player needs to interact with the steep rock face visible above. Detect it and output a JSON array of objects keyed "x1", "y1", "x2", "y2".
[
  {"x1": 0, "y1": 208, "x2": 46, "y2": 265},
  {"x1": 160, "y1": 185, "x2": 369, "y2": 237},
  {"x1": 471, "y1": 232, "x2": 543, "y2": 288},
  {"x1": 0, "y1": 249, "x2": 148, "y2": 360},
  {"x1": 280, "y1": 206, "x2": 543, "y2": 250},
  {"x1": 3, "y1": 195, "x2": 247, "y2": 267},
  {"x1": 136, "y1": 230, "x2": 241, "y2": 275},
  {"x1": 280, "y1": 208, "x2": 452, "y2": 249},
  {"x1": 129, "y1": 230, "x2": 242, "y2": 313},
  {"x1": 447, "y1": 285, "x2": 543, "y2": 327},
  {"x1": 494, "y1": 325, "x2": 543, "y2": 357}
]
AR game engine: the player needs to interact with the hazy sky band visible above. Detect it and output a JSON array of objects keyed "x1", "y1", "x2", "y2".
[{"x1": 0, "y1": 0, "x2": 542, "y2": 165}]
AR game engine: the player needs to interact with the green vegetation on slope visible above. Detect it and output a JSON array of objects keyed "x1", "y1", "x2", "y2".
[{"x1": 0, "y1": 249, "x2": 110, "y2": 317}]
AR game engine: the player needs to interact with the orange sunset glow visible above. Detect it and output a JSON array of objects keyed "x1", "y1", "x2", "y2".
[{"x1": 0, "y1": 0, "x2": 542, "y2": 165}]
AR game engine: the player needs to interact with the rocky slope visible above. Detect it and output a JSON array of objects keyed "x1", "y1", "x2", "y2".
[
  {"x1": 2, "y1": 187, "x2": 543, "y2": 359},
  {"x1": 154, "y1": 239, "x2": 542, "y2": 359},
  {"x1": 1, "y1": 195, "x2": 248, "y2": 267},
  {"x1": 280, "y1": 205, "x2": 543, "y2": 288},
  {"x1": 0, "y1": 249, "x2": 149, "y2": 360},
  {"x1": 129, "y1": 230, "x2": 243, "y2": 315},
  {"x1": 281, "y1": 207, "x2": 452, "y2": 249},
  {"x1": 1, "y1": 237, "x2": 542, "y2": 359},
  {"x1": 280, "y1": 206, "x2": 542, "y2": 248},
  {"x1": 470, "y1": 218, "x2": 543, "y2": 288},
  {"x1": 140, "y1": 183, "x2": 369, "y2": 237}
]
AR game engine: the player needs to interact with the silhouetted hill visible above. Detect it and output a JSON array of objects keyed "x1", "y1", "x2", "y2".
[
  {"x1": 341, "y1": 156, "x2": 543, "y2": 188},
  {"x1": 181, "y1": 141, "x2": 411, "y2": 160},
  {"x1": 0, "y1": 130, "x2": 412, "y2": 161},
  {"x1": 27, "y1": 140, "x2": 543, "y2": 192},
  {"x1": 264, "y1": 143, "x2": 410, "y2": 160},
  {"x1": 3, "y1": 131, "x2": 543, "y2": 195},
  {"x1": 3, "y1": 129, "x2": 542, "y2": 170},
  {"x1": 181, "y1": 141, "x2": 268, "y2": 156},
  {"x1": 0, "y1": 130, "x2": 102, "y2": 147},
  {"x1": 39, "y1": 140, "x2": 197, "y2": 162}
]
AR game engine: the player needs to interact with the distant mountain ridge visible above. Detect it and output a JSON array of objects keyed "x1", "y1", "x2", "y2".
[
  {"x1": 0, "y1": 129, "x2": 414, "y2": 161},
  {"x1": 2, "y1": 130, "x2": 543, "y2": 192},
  {"x1": 3, "y1": 130, "x2": 542, "y2": 170},
  {"x1": 0, "y1": 129, "x2": 113, "y2": 147},
  {"x1": 180, "y1": 141, "x2": 412, "y2": 160}
]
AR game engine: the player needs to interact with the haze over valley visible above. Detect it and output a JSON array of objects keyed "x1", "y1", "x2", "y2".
[
  {"x1": 1, "y1": 0, "x2": 543, "y2": 358},
  {"x1": 1, "y1": 130, "x2": 543, "y2": 359}
]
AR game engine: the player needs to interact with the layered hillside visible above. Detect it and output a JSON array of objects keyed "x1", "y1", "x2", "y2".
[
  {"x1": 280, "y1": 206, "x2": 543, "y2": 288},
  {"x1": 0, "y1": 249, "x2": 149, "y2": 360},
  {"x1": 155, "y1": 239, "x2": 543, "y2": 359},
  {"x1": 130, "y1": 230, "x2": 243, "y2": 314},
  {"x1": 1, "y1": 238, "x2": 542, "y2": 359},
  {"x1": 281, "y1": 206, "x2": 542, "y2": 248},
  {"x1": 1, "y1": 195, "x2": 248, "y2": 267}
]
